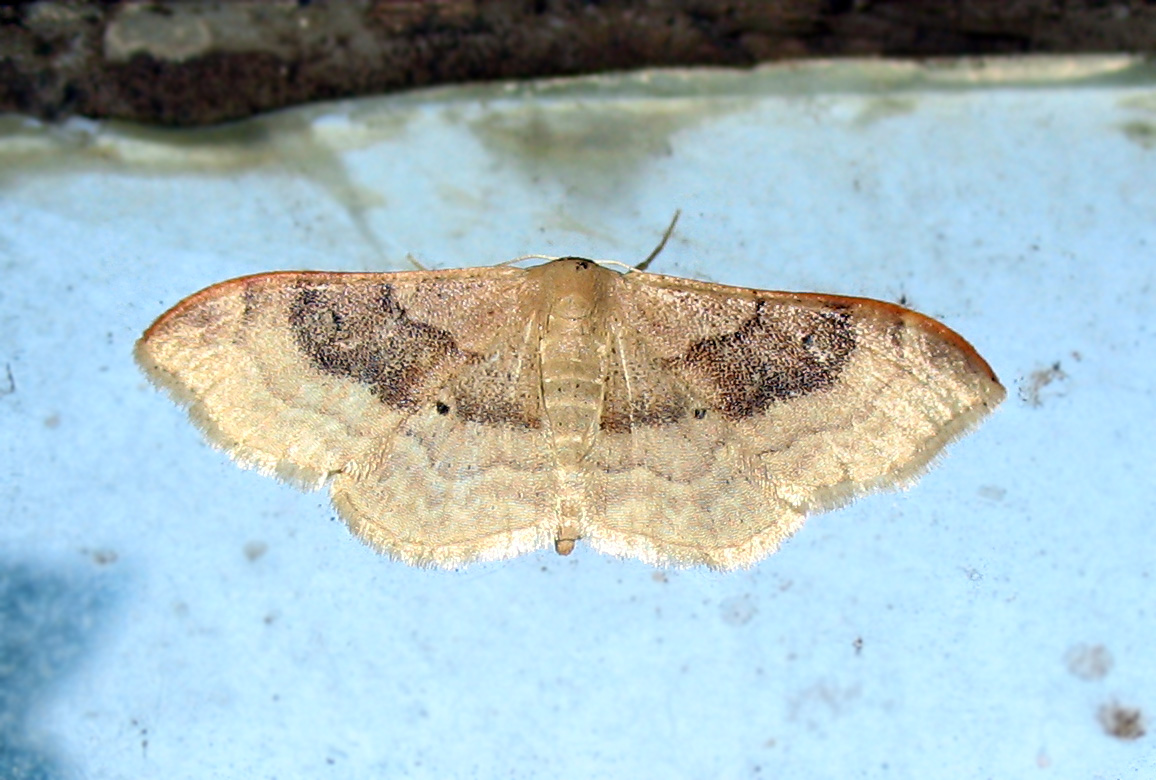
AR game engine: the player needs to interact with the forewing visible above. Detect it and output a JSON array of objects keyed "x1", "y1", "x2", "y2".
[
  {"x1": 583, "y1": 269, "x2": 1005, "y2": 569},
  {"x1": 137, "y1": 268, "x2": 557, "y2": 566},
  {"x1": 332, "y1": 311, "x2": 559, "y2": 567}
]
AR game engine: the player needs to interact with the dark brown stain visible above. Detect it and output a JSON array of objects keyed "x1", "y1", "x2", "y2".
[
  {"x1": 1020, "y1": 360, "x2": 1068, "y2": 407},
  {"x1": 1098, "y1": 702, "x2": 1146, "y2": 741},
  {"x1": 671, "y1": 302, "x2": 855, "y2": 420},
  {"x1": 1064, "y1": 643, "x2": 1113, "y2": 681}
]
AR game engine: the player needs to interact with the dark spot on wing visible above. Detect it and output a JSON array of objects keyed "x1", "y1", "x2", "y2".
[
  {"x1": 241, "y1": 286, "x2": 259, "y2": 322},
  {"x1": 886, "y1": 319, "x2": 905, "y2": 348},
  {"x1": 671, "y1": 301, "x2": 856, "y2": 420}
]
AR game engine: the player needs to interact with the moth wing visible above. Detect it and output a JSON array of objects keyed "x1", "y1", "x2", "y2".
[
  {"x1": 583, "y1": 270, "x2": 1005, "y2": 569},
  {"x1": 331, "y1": 295, "x2": 560, "y2": 567},
  {"x1": 137, "y1": 268, "x2": 558, "y2": 566}
]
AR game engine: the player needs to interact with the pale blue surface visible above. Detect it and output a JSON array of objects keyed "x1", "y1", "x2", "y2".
[{"x1": 1, "y1": 58, "x2": 1154, "y2": 778}]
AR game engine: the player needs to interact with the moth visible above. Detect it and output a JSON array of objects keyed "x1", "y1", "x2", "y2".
[{"x1": 136, "y1": 235, "x2": 1004, "y2": 569}]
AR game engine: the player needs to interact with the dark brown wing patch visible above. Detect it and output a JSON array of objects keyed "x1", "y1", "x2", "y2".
[
  {"x1": 449, "y1": 342, "x2": 544, "y2": 429},
  {"x1": 289, "y1": 283, "x2": 475, "y2": 410},
  {"x1": 289, "y1": 279, "x2": 544, "y2": 429},
  {"x1": 670, "y1": 301, "x2": 856, "y2": 421},
  {"x1": 600, "y1": 322, "x2": 690, "y2": 433}
]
